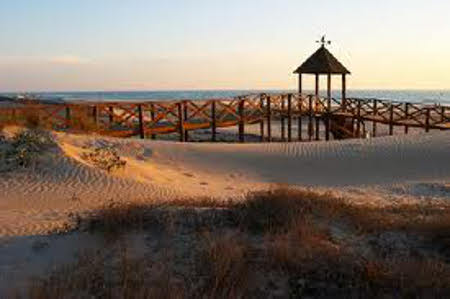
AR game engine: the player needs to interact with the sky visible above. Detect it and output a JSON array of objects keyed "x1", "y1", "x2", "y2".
[{"x1": 0, "y1": 0, "x2": 449, "y2": 92}]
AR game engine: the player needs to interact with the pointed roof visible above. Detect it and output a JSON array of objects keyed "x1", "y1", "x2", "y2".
[{"x1": 294, "y1": 46, "x2": 350, "y2": 75}]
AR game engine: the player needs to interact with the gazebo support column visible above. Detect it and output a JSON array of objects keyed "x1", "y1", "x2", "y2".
[
  {"x1": 342, "y1": 74, "x2": 347, "y2": 112},
  {"x1": 315, "y1": 74, "x2": 320, "y2": 141},
  {"x1": 326, "y1": 74, "x2": 331, "y2": 141}
]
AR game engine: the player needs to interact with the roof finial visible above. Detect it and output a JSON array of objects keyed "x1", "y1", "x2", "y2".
[{"x1": 316, "y1": 35, "x2": 331, "y2": 48}]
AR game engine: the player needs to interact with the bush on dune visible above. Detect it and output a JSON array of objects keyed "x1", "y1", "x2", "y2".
[
  {"x1": 0, "y1": 128, "x2": 55, "y2": 170},
  {"x1": 81, "y1": 144, "x2": 126, "y2": 172}
]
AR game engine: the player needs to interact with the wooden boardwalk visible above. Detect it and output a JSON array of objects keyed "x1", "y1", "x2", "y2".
[{"x1": 1, "y1": 93, "x2": 450, "y2": 142}]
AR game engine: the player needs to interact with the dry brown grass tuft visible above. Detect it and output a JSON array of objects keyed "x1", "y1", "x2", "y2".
[{"x1": 198, "y1": 230, "x2": 250, "y2": 298}]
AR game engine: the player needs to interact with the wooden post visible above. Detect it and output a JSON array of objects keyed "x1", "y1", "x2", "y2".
[
  {"x1": 259, "y1": 95, "x2": 265, "y2": 141},
  {"x1": 315, "y1": 74, "x2": 320, "y2": 141},
  {"x1": 389, "y1": 103, "x2": 394, "y2": 136},
  {"x1": 342, "y1": 74, "x2": 347, "y2": 112},
  {"x1": 211, "y1": 101, "x2": 217, "y2": 141},
  {"x1": 372, "y1": 99, "x2": 377, "y2": 137},
  {"x1": 356, "y1": 100, "x2": 361, "y2": 137},
  {"x1": 138, "y1": 104, "x2": 145, "y2": 139},
  {"x1": 308, "y1": 95, "x2": 313, "y2": 141},
  {"x1": 92, "y1": 105, "x2": 99, "y2": 127},
  {"x1": 109, "y1": 106, "x2": 114, "y2": 125},
  {"x1": 238, "y1": 98, "x2": 245, "y2": 143},
  {"x1": 425, "y1": 107, "x2": 430, "y2": 133},
  {"x1": 287, "y1": 94, "x2": 292, "y2": 142},
  {"x1": 404, "y1": 103, "x2": 409, "y2": 134},
  {"x1": 267, "y1": 95, "x2": 272, "y2": 142},
  {"x1": 298, "y1": 96, "x2": 303, "y2": 141},
  {"x1": 281, "y1": 96, "x2": 286, "y2": 141},
  {"x1": 150, "y1": 103, "x2": 156, "y2": 140},
  {"x1": 177, "y1": 102, "x2": 185, "y2": 142},
  {"x1": 298, "y1": 73, "x2": 302, "y2": 94},
  {"x1": 183, "y1": 101, "x2": 189, "y2": 142},
  {"x1": 65, "y1": 106, "x2": 71, "y2": 128},
  {"x1": 326, "y1": 74, "x2": 331, "y2": 141}
]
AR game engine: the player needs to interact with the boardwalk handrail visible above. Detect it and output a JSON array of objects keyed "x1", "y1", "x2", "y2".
[{"x1": 1, "y1": 93, "x2": 449, "y2": 142}]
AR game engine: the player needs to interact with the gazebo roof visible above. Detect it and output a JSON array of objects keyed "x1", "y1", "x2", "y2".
[{"x1": 294, "y1": 46, "x2": 350, "y2": 75}]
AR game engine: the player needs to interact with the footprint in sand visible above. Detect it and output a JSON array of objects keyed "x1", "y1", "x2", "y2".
[
  {"x1": 183, "y1": 173, "x2": 195, "y2": 178},
  {"x1": 199, "y1": 182, "x2": 208, "y2": 186}
]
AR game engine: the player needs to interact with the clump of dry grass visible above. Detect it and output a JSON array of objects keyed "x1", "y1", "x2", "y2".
[
  {"x1": 23, "y1": 187, "x2": 450, "y2": 298},
  {"x1": 81, "y1": 144, "x2": 126, "y2": 172},
  {"x1": 198, "y1": 230, "x2": 250, "y2": 298}
]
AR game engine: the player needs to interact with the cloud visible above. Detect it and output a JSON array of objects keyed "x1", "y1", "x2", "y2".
[{"x1": 48, "y1": 55, "x2": 91, "y2": 65}]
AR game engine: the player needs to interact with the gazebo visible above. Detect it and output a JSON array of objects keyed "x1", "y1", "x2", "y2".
[
  {"x1": 293, "y1": 38, "x2": 351, "y2": 140},
  {"x1": 293, "y1": 38, "x2": 350, "y2": 109}
]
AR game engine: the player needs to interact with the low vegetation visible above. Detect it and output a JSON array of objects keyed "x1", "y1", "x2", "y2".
[
  {"x1": 81, "y1": 144, "x2": 127, "y2": 172},
  {"x1": 0, "y1": 128, "x2": 55, "y2": 171},
  {"x1": 16, "y1": 187, "x2": 450, "y2": 298}
]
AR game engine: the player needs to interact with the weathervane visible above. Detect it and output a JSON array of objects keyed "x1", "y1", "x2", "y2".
[{"x1": 316, "y1": 35, "x2": 331, "y2": 47}]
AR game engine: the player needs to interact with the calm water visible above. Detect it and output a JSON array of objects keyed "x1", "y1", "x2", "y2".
[{"x1": 2, "y1": 90, "x2": 450, "y2": 104}]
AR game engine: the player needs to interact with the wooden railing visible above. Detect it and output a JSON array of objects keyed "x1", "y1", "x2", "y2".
[{"x1": 1, "y1": 93, "x2": 450, "y2": 142}]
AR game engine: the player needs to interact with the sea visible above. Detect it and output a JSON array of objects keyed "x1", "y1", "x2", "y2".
[{"x1": 2, "y1": 90, "x2": 450, "y2": 104}]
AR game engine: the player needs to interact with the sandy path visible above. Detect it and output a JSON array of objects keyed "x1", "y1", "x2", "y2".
[{"x1": 1, "y1": 131, "x2": 450, "y2": 236}]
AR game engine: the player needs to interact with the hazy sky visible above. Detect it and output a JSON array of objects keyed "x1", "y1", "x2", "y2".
[{"x1": 0, "y1": 0, "x2": 449, "y2": 92}]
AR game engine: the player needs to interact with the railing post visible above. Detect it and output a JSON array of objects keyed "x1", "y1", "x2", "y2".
[
  {"x1": 177, "y1": 102, "x2": 185, "y2": 142},
  {"x1": 389, "y1": 103, "x2": 394, "y2": 136},
  {"x1": 183, "y1": 101, "x2": 189, "y2": 142},
  {"x1": 372, "y1": 99, "x2": 377, "y2": 137},
  {"x1": 281, "y1": 96, "x2": 286, "y2": 142},
  {"x1": 238, "y1": 98, "x2": 245, "y2": 143},
  {"x1": 150, "y1": 103, "x2": 156, "y2": 140},
  {"x1": 315, "y1": 96, "x2": 320, "y2": 141},
  {"x1": 259, "y1": 95, "x2": 265, "y2": 141},
  {"x1": 138, "y1": 104, "x2": 145, "y2": 139},
  {"x1": 65, "y1": 106, "x2": 71, "y2": 129},
  {"x1": 308, "y1": 95, "x2": 313, "y2": 141},
  {"x1": 109, "y1": 106, "x2": 114, "y2": 125},
  {"x1": 298, "y1": 96, "x2": 303, "y2": 141},
  {"x1": 404, "y1": 103, "x2": 409, "y2": 134},
  {"x1": 356, "y1": 100, "x2": 361, "y2": 137},
  {"x1": 425, "y1": 107, "x2": 430, "y2": 133},
  {"x1": 211, "y1": 101, "x2": 217, "y2": 141},
  {"x1": 287, "y1": 94, "x2": 292, "y2": 142},
  {"x1": 92, "y1": 105, "x2": 99, "y2": 128},
  {"x1": 267, "y1": 95, "x2": 272, "y2": 142}
]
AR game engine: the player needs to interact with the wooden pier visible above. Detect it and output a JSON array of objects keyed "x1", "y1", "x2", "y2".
[{"x1": 1, "y1": 93, "x2": 450, "y2": 142}]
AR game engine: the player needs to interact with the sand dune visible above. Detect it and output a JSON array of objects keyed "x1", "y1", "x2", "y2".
[{"x1": 1, "y1": 131, "x2": 450, "y2": 236}]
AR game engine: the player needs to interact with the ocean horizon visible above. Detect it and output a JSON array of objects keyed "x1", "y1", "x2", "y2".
[{"x1": 2, "y1": 89, "x2": 450, "y2": 104}]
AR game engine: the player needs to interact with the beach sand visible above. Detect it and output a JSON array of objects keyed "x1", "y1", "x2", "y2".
[
  {"x1": 2, "y1": 128, "x2": 450, "y2": 294},
  {"x1": 1, "y1": 129, "x2": 450, "y2": 237}
]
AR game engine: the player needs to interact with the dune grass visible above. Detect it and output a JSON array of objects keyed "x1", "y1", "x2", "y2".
[{"x1": 17, "y1": 187, "x2": 450, "y2": 298}]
